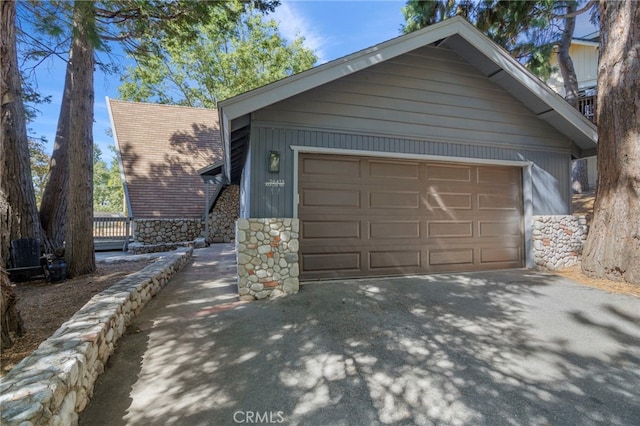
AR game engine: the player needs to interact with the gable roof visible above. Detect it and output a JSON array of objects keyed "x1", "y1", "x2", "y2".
[
  {"x1": 216, "y1": 17, "x2": 596, "y2": 180},
  {"x1": 107, "y1": 99, "x2": 221, "y2": 218}
]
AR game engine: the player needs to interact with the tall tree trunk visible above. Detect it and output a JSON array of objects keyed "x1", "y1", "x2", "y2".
[
  {"x1": 1, "y1": 198, "x2": 24, "y2": 350},
  {"x1": 1, "y1": 0, "x2": 29, "y2": 349},
  {"x1": 65, "y1": 0, "x2": 96, "y2": 277},
  {"x1": 582, "y1": 0, "x2": 640, "y2": 284},
  {"x1": 39, "y1": 62, "x2": 72, "y2": 249},
  {"x1": 559, "y1": 1, "x2": 589, "y2": 194},
  {"x1": 558, "y1": 1, "x2": 579, "y2": 108},
  {"x1": 1, "y1": 265, "x2": 25, "y2": 350},
  {"x1": 1, "y1": 0, "x2": 49, "y2": 261}
]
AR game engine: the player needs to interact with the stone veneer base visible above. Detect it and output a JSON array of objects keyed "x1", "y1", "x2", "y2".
[
  {"x1": 533, "y1": 215, "x2": 588, "y2": 270},
  {"x1": 236, "y1": 218, "x2": 300, "y2": 300},
  {"x1": 0, "y1": 248, "x2": 193, "y2": 426}
]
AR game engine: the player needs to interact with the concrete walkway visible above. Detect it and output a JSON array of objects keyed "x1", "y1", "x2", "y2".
[{"x1": 81, "y1": 245, "x2": 640, "y2": 425}]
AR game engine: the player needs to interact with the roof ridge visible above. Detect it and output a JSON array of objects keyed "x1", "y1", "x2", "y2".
[{"x1": 107, "y1": 97, "x2": 217, "y2": 112}]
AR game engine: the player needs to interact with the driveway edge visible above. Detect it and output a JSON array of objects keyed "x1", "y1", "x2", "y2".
[{"x1": 0, "y1": 247, "x2": 193, "y2": 426}]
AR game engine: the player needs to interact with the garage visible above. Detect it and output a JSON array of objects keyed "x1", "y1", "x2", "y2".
[
  {"x1": 298, "y1": 153, "x2": 524, "y2": 279},
  {"x1": 203, "y1": 17, "x2": 597, "y2": 298}
]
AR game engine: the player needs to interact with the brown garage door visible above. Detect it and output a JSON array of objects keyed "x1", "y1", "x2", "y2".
[{"x1": 298, "y1": 153, "x2": 524, "y2": 280}]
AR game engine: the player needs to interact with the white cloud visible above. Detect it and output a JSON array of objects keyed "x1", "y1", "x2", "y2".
[{"x1": 270, "y1": 2, "x2": 328, "y2": 63}]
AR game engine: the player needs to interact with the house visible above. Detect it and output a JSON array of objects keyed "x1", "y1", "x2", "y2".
[
  {"x1": 546, "y1": 32, "x2": 598, "y2": 100},
  {"x1": 200, "y1": 17, "x2": 597, "y2": 284},
  {"x1": 107, "y1": 99, "x2": 238, "y2": 245},
  {"x1": 546, "y1": 32, "x2": 599, "y2": 187}
]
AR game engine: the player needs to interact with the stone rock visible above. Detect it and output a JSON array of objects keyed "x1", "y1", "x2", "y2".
[
  {"x1": 283, "y1": 278, "x2": 299, "y2": 294},
  {"x1": 270, "y1": 289, "x2": 285, "y2": 298},
  {"x1": 255, "y1": 290, "x2": 269, "y2": 300}
]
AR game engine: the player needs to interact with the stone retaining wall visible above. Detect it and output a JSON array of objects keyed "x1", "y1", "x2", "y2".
[
  {"x1": 533, "y1": 215, "x2": 588, "y2": 270},
  {"x1": 236, "y1": 218, "x2": 299, "y2": 300},
  {"x1": 133, "y1": 218, "x2": 203, "y2": 244},
  {"x1": 0, "y1": 248, "x2": 193, "y2": 426},
  {"x1": 132, "y1": 185, "x2": 239, "y2": 247},
  {"x1": 209, "y1": 185, "x2": 239, "y2": 243},
  {"x1": 128, "y1": 241, "x2": 195, "y2": 255}
]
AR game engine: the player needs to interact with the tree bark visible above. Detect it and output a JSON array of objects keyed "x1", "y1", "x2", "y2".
[
  {"x1": 558, "y1": 1, "x2": 579, "y2": 108},
  {"x1": 582, "y1": 0, "x2": 640, "y2": 284},
  {"x1": 1, "y1": 0, "x2": 28, "y2": 350},
  {"x1": 1, "y1": 266, "x2": 25, "y2": 350},
  {"x1": 65, "y1": 0, "x2": 96, "y2": 277},
  {"x1": 39, "y1": 62, "x2": 72, "y2": 250},
  {"x1": 1, "y1": 0, "x2": 49, "y2": 263},
  {"x1": 0, "y1": 194, "x2": 22, "y2": 349}
]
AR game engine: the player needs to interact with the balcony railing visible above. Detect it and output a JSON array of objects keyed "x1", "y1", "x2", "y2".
[
  {"x1": 93, "y1": 216, "x2": 133, "y2": 250},
  {"x1": 578, "y1": 94, "x2": 597, "y2": 124}
]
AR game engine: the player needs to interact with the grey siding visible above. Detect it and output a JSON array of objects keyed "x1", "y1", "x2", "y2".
[
  {"x1": 246, "y1": 44, "x2": 572, "y2": 219},
  {"x1": 248, "y1": 127, "x2": 570, "y2": 218},
  {"x1": 253, "y1": 45, "x2": 569, "y2": 150}
]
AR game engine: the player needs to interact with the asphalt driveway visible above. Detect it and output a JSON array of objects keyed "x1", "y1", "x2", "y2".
[{"x1": 81, "y1": 244, "x2": 640, "y2": 425}]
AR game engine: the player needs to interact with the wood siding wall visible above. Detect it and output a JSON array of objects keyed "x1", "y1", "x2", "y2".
[
  {"x1": 246, "y1": 45, "x2": 571, "y2": 218},
  {"x1": 254, "y1": 45, "x2": 569, "y2": 150},
  {"x1": 548, "y1": 43, "x2": 598, "y2": 95}
]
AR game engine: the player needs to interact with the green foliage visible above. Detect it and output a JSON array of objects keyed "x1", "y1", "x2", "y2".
[
  {"x1": 28, "y1": 137, "x2": 50, "y2": 208},
  {"x1": 401, "y1": 0, "x2": 578, "y2": 78},
  {"x1": 402, "y1": 0, "x2": 473, "y2": 33},
  {"x1": 93, "y1": 146, "x2": 124, "y2": 213},
  {"x1": 119, "y1": 7, "x2": 317, "y2": 107}
]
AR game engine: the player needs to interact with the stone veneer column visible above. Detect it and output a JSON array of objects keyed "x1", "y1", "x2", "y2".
[
  {"x1": 236, "y1": 218, "x2": 299, "y2": 300},
  {"x1": 532, "y1": 215, "x2": 588, "y2": 270}
]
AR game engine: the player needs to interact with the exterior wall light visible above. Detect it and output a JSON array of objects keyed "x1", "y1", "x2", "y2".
[{"x1": 268, "y1": 151, "x2": 280, "y2": 173}]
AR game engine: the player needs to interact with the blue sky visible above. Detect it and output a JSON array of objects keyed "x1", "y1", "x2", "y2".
[{"x1": 26, "y1": 0, "x2": 596, "y2": 163}]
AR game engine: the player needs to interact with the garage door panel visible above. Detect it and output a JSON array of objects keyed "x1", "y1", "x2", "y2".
[
  {"x1": 369, "y1": 250, "x2": 421, "y2": 269},
  {"x1": 302, "y1": 157, "x2": 361, "y2": 177},
  {"x1": 298, "y1": 153, "x2": 524, "y2": 279},
  {"x1": 427, "y1": 221, "x2": 474, "y2": 238},
  {"x1": 302, "y1": 252, "x2": 361, "y2": 272},
  {"x1": 478, "y1": 193, "x2": 520, "y2": 210},
  {"x1": 425, "y1": 193, "x2": 473, "y2": 210},
  {"x1": 480, "y1": 247, "x2": 521, "y2": 264},
  {"x1": 303, "y1": 220, "x2": 361, "y2": 239},
  {"x1": 369, "y1": 191, "x2": 420, "y2": 209},
  {"x1": 478, "y1": 220, "x2": 521, "y2": 237},
  {"x1": 427, "y1": 164, "x2": 472, "y2": 182},
  {"x1": 429, "y1": 249, "x2": 474, "y2": 266},
  {"x1": 477, "y1": 167, "x2": 519, "y2": 184},
  {"x1": 369, "y1": 221, "x2": 421, "y2": 239},
  {"x1": 302, "y1": 188, "x2": 360, "y2": 208},
  {"x1": 369, "y1": 160, "x2": 420, "y2": 180}
]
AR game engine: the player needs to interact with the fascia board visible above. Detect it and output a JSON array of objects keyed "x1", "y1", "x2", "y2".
[{"x1": 106, "y1": 97, "x2": 134, "y2": 217}]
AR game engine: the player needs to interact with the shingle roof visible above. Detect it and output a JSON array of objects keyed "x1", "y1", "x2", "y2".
[{"x1": 107, "y1": 99, "x2": 221, "y2": 218}]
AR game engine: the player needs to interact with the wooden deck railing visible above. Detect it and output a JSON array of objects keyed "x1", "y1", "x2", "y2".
[
  {"x1": 578, "y1": 94, "x2": 597, "y2": 124},
  {"x1": 93, "y1": 217, "x2": 133, "y2": 250}
]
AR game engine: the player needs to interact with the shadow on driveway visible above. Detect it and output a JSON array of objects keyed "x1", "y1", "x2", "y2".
[{"x1": 81, "y1": 246, "x2": 640, "y2": 425}]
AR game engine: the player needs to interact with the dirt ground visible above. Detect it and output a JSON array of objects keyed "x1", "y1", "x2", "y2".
[
  {"x1": 1, "y1": 260, "x2": 152, "y2": 376},
  {"x1": 572, "y1": 188, "x2": 596, "y2": 223}
]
